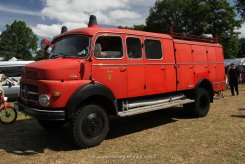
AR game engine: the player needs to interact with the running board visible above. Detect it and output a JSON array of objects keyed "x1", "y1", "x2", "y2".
[{"x1": 118, "y1": 99, "x2": 194, "y2": 117}]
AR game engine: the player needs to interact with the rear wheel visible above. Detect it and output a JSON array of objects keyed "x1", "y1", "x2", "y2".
[
  {"x1": 184, "y1": 88, "x2": 210, "y2": 117},
  {"x1": 37, "y1": 120, "x2": 66, "y2": 129},
  {"x1": 69, "y1": 104, "x2": 109, "y2": 148},
  {"x1": 0, "y1": 106, "x2": 17, "y2": 124}
]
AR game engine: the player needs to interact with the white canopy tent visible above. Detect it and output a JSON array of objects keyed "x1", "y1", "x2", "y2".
[
  {"x1": 224, "y1": 58, "x2": 245, "y2": 67},
  {"x1": 224, "y1": 58, "x2": 245, "y2": 73}
]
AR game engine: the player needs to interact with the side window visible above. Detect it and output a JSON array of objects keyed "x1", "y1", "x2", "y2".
[
  {"x1": 126, "y1": 37, "x2": 142, "y2": 59},
  {"x1": 144, "y1": 39, "x2": 162, "y2": 59},
  {"x1": 94, "y1": 36, "x2": 123, "y2": 59}
]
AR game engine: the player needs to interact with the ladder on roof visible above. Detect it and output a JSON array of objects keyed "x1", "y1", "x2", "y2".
[{"x1": 169, "y1": 27, "x2": 218, "y2": 43}]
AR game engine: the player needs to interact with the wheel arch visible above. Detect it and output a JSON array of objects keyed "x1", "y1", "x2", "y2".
[
  {"x1": 195, "y1": 78, "x2": 214, "y2": 102},
  {"x1": 65, "y1": 83, "x2": 117, "y2": 119}
]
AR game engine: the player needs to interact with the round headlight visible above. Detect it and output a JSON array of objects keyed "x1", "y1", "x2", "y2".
[{"x1": 39, "y1": 94, "x2": 50, "y2": 107}]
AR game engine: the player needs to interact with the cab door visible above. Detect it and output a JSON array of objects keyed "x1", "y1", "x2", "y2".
[
  {"x1": 91, "y1": 33, "x2": 127, "y2": 99},
  {"x1": 126, "y1": 36, "x2": 145, "y2": 98}
]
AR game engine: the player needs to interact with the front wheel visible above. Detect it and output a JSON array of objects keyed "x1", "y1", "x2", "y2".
[
  {"x1": 69, "y1": 104, "x2": 109, "y2": 148},
  {"x1": 0, "y1": 106, "x2": 17, "y2": 124}
]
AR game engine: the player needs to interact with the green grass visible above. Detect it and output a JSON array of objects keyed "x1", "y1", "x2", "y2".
[{"x1": 1, "y1": 85, "x2": 244, "y2": 163}]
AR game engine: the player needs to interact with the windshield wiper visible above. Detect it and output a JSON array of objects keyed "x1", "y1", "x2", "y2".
[{"x1": 50, "y1": 52, "x2": 67, "y2": 58}]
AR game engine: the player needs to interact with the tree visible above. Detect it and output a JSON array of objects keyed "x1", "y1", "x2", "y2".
[
  {"x1": 0, "y1": 21, "x2": 38, "y2": 60},
  {"x1": 146, "y1": 0, "x2": 241, "y2": 58},
  {"x1": 118, "y1": 24, "x2": 146, "y2": 31},
  {"x1": 234, "y1": 0, "x2": 245, "y2": 21},
  {"x1": 34, "y1": 49, "x2": 45, "y2": 61},
  {"x1": 146, "y1": 0, "x2": 209, "y2": 34}
]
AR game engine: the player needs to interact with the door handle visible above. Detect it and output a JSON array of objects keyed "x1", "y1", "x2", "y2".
[
  {"x1": 161, "y1": 65, "x2": 165, "y2": 70},
  {"x1": 120, "y1": 67, "x2": 127, "y2": 72}
]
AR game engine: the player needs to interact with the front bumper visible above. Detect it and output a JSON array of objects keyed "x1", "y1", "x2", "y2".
[{"x1": 15, "y1": 101, "x2": 66, "y2": 120}]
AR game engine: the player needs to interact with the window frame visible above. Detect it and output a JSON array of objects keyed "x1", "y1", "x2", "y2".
[
  {"x1": 126, "y1": 36, "x2": 143, "y2": 60},
  {"x1": 93, "y1": 34, "x2": 124, "y2": 60},
  {"x1": 144, "y1": 38, "x2": 163, "y2": 60},
  {"x1": 51, "y1": 35, "x2": 91, "y2": 58}
]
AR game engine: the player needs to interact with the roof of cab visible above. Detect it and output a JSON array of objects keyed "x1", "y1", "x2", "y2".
[{"x1": 53, "y1": 27, "x2": 173, "y2": 40}]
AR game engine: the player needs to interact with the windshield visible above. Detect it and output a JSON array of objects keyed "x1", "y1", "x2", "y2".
[{"x1": 50, "y1": 35, "x2": 90, "y2": 58}]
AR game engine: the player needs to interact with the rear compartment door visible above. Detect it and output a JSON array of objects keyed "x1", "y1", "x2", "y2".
[
  {"x1": 192, "y1": 45, "x2": 209, "y2": 83},
  {"x1": 175, "y1": 43, "x2": 194, "y2": 90}
]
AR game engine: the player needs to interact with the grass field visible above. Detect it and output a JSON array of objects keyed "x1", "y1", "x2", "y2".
[{"x1": 0, "y1": 85, "x2": 244, "y2": 163}]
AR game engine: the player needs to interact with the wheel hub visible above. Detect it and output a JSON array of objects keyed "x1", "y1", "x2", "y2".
[{"x1": 83, "y1": 113, "x2": 104, "y2": 138}]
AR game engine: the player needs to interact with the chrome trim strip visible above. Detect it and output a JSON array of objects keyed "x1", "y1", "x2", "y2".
[
  {"x1": 92, "y1": 63, "x2": 176, "y2": 66},
  {"x1": 92, "y1": 62, "x2": 224, "y2": 66},
  {"x1": 92, "y1": 62, "x2": 223, "y2": 66},
  {"x1": 29, "y1": 108, "x2": 64, "y2": 113},
  {"x1": 21, "y1": 91, "x2": 38, "y2": 95},
  {"x1": 93, "y1": 64, "x2": 127, "y2": 66}
]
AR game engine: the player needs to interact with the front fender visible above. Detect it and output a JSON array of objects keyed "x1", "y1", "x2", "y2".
[{"x1": 65, "y1": 82, "x2": 117, "y2": 119}]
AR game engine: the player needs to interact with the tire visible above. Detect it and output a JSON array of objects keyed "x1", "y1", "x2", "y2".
[
  {"x1": 0, "y1": 106, "x2": 17, "y2": 124},
  {"x1": 69, "y1": 104, "x2": 109, "y2": 148},
  {"x1": 184, "y1": 88, "x2": 210, "y2": 118},
  {"x1": 37, "y1": 119, "x2": 66, "y2": 129}
]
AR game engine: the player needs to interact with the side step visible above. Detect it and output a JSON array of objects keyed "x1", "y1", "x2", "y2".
[{"x1": 118, "y1": 99, "x2": 194, "y2": 117}]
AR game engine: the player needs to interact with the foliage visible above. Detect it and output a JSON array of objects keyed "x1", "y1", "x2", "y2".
[
  {"x1": 34, "y1": 49, "x2": 46, "y2": 61},
  {"x1": 234, "y1": 0, "x2": 245, "y2": 21},
  {"x1": 118, "y1": 25, "x2": 146, "y2": 31},
  {"x1": 35, "y1": 49, "x2": 46, "y2": 61},
  {"x1": 0, "y1": 21, "x2": 38, "y2": 60},
  {"x1": 145, "y1": 0, "x2": 241, "y2": 58}
]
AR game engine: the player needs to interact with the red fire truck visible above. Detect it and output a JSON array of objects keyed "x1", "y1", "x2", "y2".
[{"x1": 15, "y1": 15, "x2": 225, "y2": 148}]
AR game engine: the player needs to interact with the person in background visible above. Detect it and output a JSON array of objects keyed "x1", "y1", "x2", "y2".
[{"x1": 228, "y1": 63, "x2": 239, "y2": 96}]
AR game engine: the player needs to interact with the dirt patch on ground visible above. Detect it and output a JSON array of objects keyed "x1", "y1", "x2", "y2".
[{"x1": 0, "y1": 85, "x2": 245, "y2": 163}]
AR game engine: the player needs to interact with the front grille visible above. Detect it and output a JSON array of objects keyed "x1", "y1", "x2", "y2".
[
  {"x1": 21, "y1": 83, "x2": 39, "y2": 101},
  {"x1": 21, "y1": 69, "x2": 37, "y2": 79}
]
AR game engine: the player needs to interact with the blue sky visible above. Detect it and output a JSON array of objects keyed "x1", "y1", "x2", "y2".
[{"x1": 0, "y1": 0, "x2": 244, "y2": 39}]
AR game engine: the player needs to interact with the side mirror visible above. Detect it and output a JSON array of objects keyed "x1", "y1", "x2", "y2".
[
  {"x1": 40, "y1": 39, "x2": 51, "y2": 51},
  {"x1": 94, "y1": 43, "x2": 102, "y2": 57}
]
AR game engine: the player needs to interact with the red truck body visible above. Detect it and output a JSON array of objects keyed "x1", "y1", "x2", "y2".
[{"x1": 16, "y1": 16, "x2": 225, "y2": 148}]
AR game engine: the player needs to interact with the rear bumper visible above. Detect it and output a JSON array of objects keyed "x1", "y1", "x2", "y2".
[{"x1": 15, "y1": 101, "x2": 66, "y2": 120}]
